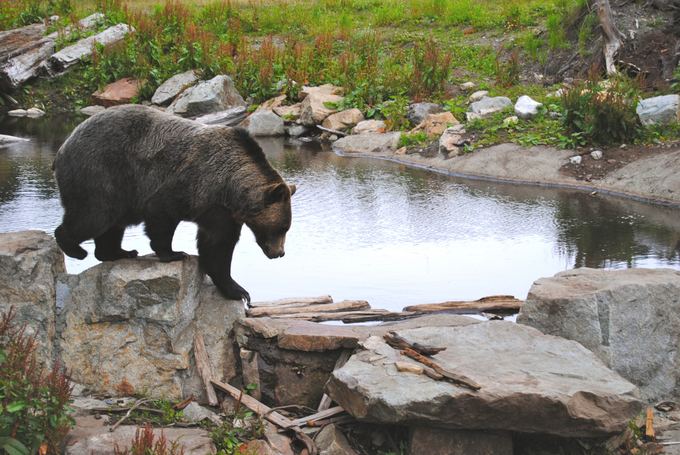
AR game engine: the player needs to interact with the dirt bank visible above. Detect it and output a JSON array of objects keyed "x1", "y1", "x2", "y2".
[{"x1": 333, "y1": 143, "x2": 680, "y2": 207}]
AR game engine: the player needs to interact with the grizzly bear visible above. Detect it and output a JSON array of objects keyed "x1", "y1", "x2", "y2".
[{"x1": 53, "y1": 104, "x2": 295, "y2": 302}]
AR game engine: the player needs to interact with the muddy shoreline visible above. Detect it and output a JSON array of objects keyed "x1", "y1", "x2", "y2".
[{"x1": 332, "y1": 142, "x2": 680, "y2": 208}]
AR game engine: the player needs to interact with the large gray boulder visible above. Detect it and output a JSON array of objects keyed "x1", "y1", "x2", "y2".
[
  {"x1": 194, "y1": 106, "x2": 247, "y2": 126},
  {"x1": 168, "y1": 75, "x2": 246, "y2": 117},
  {"x1": 241, "y1": 110, "x2": 285, "y2": 136},
  {"x1": 326, "y1": 319, "x2": 641, "y2": 438},
  {"x1": 151, "y1": 70, "x2": 199, "y2": 106},
  {"x1": 0, "y1": 231, "x2": 64, "y2": 364},
  {"x1": 637, "y1": 94, "x2": 680, "y2": 126},
  {"x1": 332, "y1": 132, "x2": 401, "y2": 155},
  {"x1": 57, "y1": 256, "x2": 244, "y2": 401},
  {"x1": 517, "y1": 268, "x2": 680, "y2": 402}
]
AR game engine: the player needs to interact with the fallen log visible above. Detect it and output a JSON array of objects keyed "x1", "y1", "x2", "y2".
[
  {"x1": 401, "y1": 347, "x2": 481, "y2": 391},
  {"x1": 403, "y1": 295, "x2": 522, "y2": 315},
  {"x1": 248, "y1": 300, "x2": 370, "y2": 317},
  {"x1": 384, "y1": 331, "x2": 446, "y2": 356},
  {"x1": 249, "y1": 295, "x2": 333, "y2": 308},
  {"x1": 316, "y1": 125, "x2": 348, "y2": 137},
  {"x1": 289, "y1": 406, "x2": 345, "y2": 428}
]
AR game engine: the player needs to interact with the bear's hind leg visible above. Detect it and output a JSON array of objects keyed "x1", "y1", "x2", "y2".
[
  {"x1": 55, "y1": 224, "x2": 88, "y2": 260},
  {"x1": 145, "y1": 216, "x2": 186, "y2": 262},
  {"x1": 94, "y1": 226, "x2": 138, "y2": 261}
]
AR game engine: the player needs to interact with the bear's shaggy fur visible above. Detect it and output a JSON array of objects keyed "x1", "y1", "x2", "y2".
[{"x1": 53, "y1": 104, "x2": 295, "y2": 302}]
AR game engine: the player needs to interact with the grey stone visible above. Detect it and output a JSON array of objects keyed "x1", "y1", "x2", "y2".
[
  {"x1": 80, "y1": 105, "x2": 106, "y2": 116},
  {"x1": 591, "y1": 150, "x2": 603, "y2": 160},
  {"x1": 286, "y1": 124, "x2": 308, "y2": 137},
  {"x1": 151, "y1": 70, "x2": 199, "y2": 106},
  {"x1": 0, "y1": 134, "x2": 29, "y2": 146},
  {"x1": 439, "y1": 124, "x2": 467, "y2": 157},
  {"x1": 182, "y1": 402, "x2": 221, "y2": 425},
  {"x1": 57, "y1": 256, "x2": 245, "y2": 401},
  {"x1": 65, "y1": 416, "x2": 216, "y2": 454},
  {"x1": 515, "y1": 95, "x2": 543, "y2": 119},
  {"x1": 168, "y1": 75, "x2": 246, "y2": 117},
  {"x1": 298, "y1": 84, "x2": 343, "y2": 125},
  {"x1": 459, "y1": 81, "x2": 476, "y2": 91},
  {"x1": 468, "y1": 90, "x2": 489, "y2": 103},
  {"x1": 0, "y1": 231, "x2": 64, "y2": 364},
  {"x1": 326, "y1": 320, "x2": 642, "y2": 438},
  {"x1": 241, "y1": 110, "x2": 285, "y2": 136},
  {"x1": 332, "y1": 133, "x2": 401, "y2": 155},
  {"x1": 637, "y1": 94, "x2": 680, "y2": 126},
  {"x1": 352, "y1": 119, "x2": 386, "y2": 134},
  {"x1": 517, "y1": 268, "x2": 680, "y2": 402},
  {"x1": 409, "y1": 428, "x2": 513, "y2": 455},
  {"x1": 194, "y1": 106, "x2": 247, "y2": 126},
  {"x1": 407, "y1": 102, "x2": 443, "y2": 125},
  {"x1": 44, "y1": 24, "x2": 133, "y2": 75},
  {"x1": 45, "y1": 13, "x2": 105, "y2": 40},
  {"x1": 8, "y1": 109, "x2": 27, "y2": 116},
  {"x1": 315, "y1": 424, "x2": 358, "y2": 455},
  {"x1": 25, "y1": 107, "x2": 45, "y2": 117},
  {"x1": 467, "y1": 96, "x2": 512, "y2": 120},
  {"x1": 570, "y1": 155, "x2": 582, "y2": 165}
]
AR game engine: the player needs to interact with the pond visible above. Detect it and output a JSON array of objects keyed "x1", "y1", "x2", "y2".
[{"x1": 1, "y1": 114, "x2": 679, "y2": 312}]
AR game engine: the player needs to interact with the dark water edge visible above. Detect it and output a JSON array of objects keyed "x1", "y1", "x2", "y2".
[{"x1": 1, "y1": 113, "x2": 679, "y2": 311}]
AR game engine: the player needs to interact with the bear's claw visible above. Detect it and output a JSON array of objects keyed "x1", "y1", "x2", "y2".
[{"x1": 218, "y1": 280, "x2": 251, "y2": 303}]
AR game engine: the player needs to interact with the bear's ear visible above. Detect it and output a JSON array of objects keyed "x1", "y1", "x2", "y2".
[
  {"x1": 265, "y1": 183, "x2": 289, "y2": 204},
  {"x1": 289, "y1": 184, "x2": 296, "y2": 196}
]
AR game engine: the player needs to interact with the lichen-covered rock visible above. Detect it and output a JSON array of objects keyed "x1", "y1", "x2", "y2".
[
  {"x1": 57, "y1": 256, "x2": 244, "y2": 401},
  {"x1": 517, "y1": 268, "x2": 680, "y2": 402},
  {"x1": 0, "y1": 230, "x2": 64, "y2": 364},
  {"x1": 151, "y1": 70, "x2": 199, "y2": 106},
  {"x1": 636, "y1": 94, "x2": 680, "y2": 126},
  {"x1": 327, "y1": 320, "x2": 641, "y2": 438},
  {"x1": 168, "y1": 75, "x2": 246, "y2": 117}
]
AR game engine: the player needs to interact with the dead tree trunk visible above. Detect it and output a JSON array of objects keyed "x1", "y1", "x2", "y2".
[{"x1": 590, "y1": 0, "x2": 626, "y2": 75}]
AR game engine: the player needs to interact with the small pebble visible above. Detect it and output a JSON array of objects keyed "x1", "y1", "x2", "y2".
[
  {"x1": 590, "y1": 150, "x2": 603, "y2": 160},
  {"x1": 569, "y1": 155, "x2": 582, "y2": 165}
]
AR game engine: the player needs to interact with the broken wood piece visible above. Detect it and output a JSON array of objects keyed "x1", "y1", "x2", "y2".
[
  {"x1": 316, "y1": 125, "x2": 348, "y2": 137},
  {"x1": 401, "y1": 348, "x2": 481, "y2": 391},
  {"x1": 317, "y1": 394, "x2": 333, "y2": 412},
  {"x1": 211, "y1": 379, "x2": 293, "y2": 429},
  {"x1": 267, "y1": 309, "x2": 414, "y2": 323},
  {"x1": 194, "y1": 333, "x2": 218, "y2": 406},
  {"x1": 306, "y1": 414, "x2": 355, "y2": 428},
  {"x1": 395, "y1": 361, "x2": 424, "y2": 374},
  {"x1": 403, "y1": 295, "x2": 522, "y2": 315},
  {"x1": 109, "y1": 398, "x2": 151, "y2": 432},
  {"x1": 249, "y1": 295, "x2": 333, "y2": 308},
  {"x1": 646, "y1": 407, "x2": 655, "y2": 440},
  {"x1": 384, "y1": 331, "x2": 446, "y2": 356},
  {"x1": 289, "y1": 406, "x2": 345, "y2": 428},
  {"x1": 174, "y1": 395, "x2": 194, "y2": 411},
  {"x1": 248, "y1": 300, "x2": 370, "y2": 317}
]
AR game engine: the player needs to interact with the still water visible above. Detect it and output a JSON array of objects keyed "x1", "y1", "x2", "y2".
[{"x1": 1, "y1": 114, "x2": 679, "y2": 311}]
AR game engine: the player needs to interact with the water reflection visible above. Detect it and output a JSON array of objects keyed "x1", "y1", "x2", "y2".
[{"x1": 1, "y1": 115, "x2": 679, "y2": 311}]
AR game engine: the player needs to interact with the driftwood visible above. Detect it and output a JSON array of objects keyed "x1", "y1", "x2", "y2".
[
  {"x1": 211, "y1": 380, "x2": 318, "y2": 455},
  {"x1": 403, "y1": 295, "x2": 522, "y2": 315},
  {"x1": 289, "y1": 406, "x2": 345, "y2": 427},
  {"x1": 316, "y1": 125, "x2": 348, "y2": 137},
  {"x1": 194, "y1": 333, "x2": 218, "y2": 406},
  {"x1": 268, "y1": 309, "x2": 413, "y2": 323},
  {"x1": 646, "y1": 407, "x2": 655, "y2": 440},
  {"x1": 384, "y1": 331, "x2": 446, "y2": 356},
  {"x1": 401, "y1": 347, "x2": 481, "y2": 391},
  {"x1": 109, "y1": 399, "x2": 151, "y2": 432},
  {"x1": 249, "y1": 295, "x2": 333, "y2": 308},
  {"x1": 590, "y1": 0, "x2": 625, "y2": 75},
  {"x1": 250, "y1": 300, "x2": 371, "y2": 317}
]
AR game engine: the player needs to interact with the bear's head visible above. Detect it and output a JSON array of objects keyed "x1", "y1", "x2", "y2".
[{"x1": 247, "y1": 182, "x2": 296, "y2": 259}]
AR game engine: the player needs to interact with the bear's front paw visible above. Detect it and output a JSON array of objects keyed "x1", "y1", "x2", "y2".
[{"x1": 218, "y1": 280, "x2": 251, "y2": 304}]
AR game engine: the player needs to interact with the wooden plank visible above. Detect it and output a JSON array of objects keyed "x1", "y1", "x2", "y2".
[
  {"x1": 267, "y1": 309, "x2": 414, "y2": 323},
  {"x1": 249, "y1": 295, "x2": 333, "y2": 308},
  {"x1": 249, "y1": 300, "x2": 370, "y2": 317},
  {"x1": 194, "y1": 333, "x2": 218, "y2": 406},
  {"x1": 401, "y1": 347, "x2": 481, "y2": 391},
  {"x1": 211, "y1": 379, "x2": 293, "y2": 429},
  {"x1": 384, "y1": 331, "x2": 446, "y2": 356},
  {"x1": 289, "y1": 406, "x2": 345, "y2": 428},
  {"x1": 403, "y1": 295, "x2": 523, "y2": 314},
  {"x1": 646, "y1": 407, "x2": 655, "y2": 440}
]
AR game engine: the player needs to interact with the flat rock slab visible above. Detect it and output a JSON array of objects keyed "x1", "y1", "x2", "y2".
[
  {"x1": 518, "y1": 268, "x2": 680, "y2": 402},
  {"x1": 194, "y1": 106, "x2": 247, "y2": 125},
  {"x1": 168, "y1": 75, "x2": 245, "y2": 117},
  {"x1": 92, "y1": 78, "x2": 141, "y2": 107},
  {"x1": 327, "y1": 320, "x2": 642, "y2": 438},
  {"x1": 332, "y1": 132, "x2": 401, "y2": 155},
  {"x1": 151, "y1": 69, "x2": 198, "y2": 106}
]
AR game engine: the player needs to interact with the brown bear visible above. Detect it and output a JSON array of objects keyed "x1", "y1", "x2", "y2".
[{"x1": 52, "y1": 104, "x2": 295, "y2": 302}]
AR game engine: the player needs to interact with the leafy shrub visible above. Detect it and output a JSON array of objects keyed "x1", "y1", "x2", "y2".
[
  {"x1": 561, "y1": 77, "x2": 641, "y2": 145},
  {"x1": 0, "y1": 307, "x2": 74, "y2": 455},
  {"x1": 377, "y1": 96, "x2": 410, "y2": 131},
  {"x1": 114, "y1": 424, "x2": 185, "y2": 455},
  {"x1": 398, "y1": 131, "x2": 430, "y2": 148}
]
